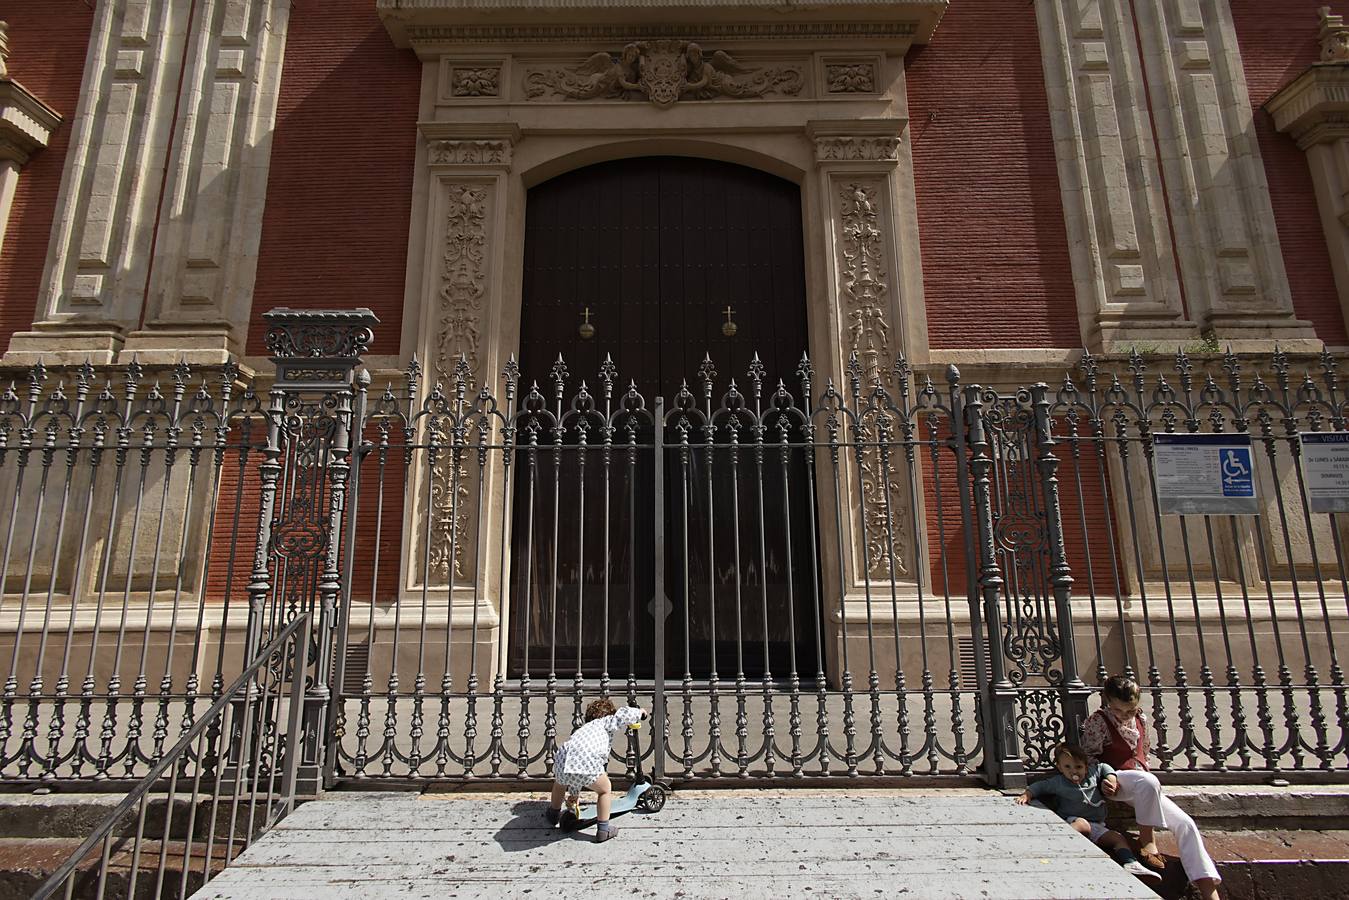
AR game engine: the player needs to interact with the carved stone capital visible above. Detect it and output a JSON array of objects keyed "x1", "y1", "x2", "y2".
[
  {"x1": 0, "y1": 79, "x2": 61, "y2": 165},
  {"x1": 807, "y1": 120, "x2": 905, "y2": 165},
  {"x1": 1268, "y1": 64, "x2": 1349, "y2": 149},
  {"x1": 428, "y1": 139, "x2": 513, "y2": 168},
  {"x1": 813, "y1": 135, "x2": 900, "y2": 163},
  {"x1": 421, "y1": 122, "x2": 521, "y2": 170}
]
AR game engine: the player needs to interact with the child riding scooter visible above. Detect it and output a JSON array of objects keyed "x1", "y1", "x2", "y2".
[{"x1": 545, "y1": 699, "x2": 667, "y2": 841}]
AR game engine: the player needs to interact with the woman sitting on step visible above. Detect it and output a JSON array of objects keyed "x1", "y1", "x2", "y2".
[{"x1": 1083, "y1": 674, "x2": 1222, "y2": 900}]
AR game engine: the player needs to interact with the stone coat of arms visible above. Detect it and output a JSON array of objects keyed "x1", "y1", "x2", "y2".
[{"x1": 525, "y1": 40, "x2": 803, "y2": 107}]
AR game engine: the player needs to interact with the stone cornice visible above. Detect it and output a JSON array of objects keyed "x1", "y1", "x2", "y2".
[
  {"x1": 1267, "y1": 64, "x2": 1349, "y2": 149},
  {"x1": 0, "y1": 79, "x2": 61, "y2": 165},
  {"x1": 379, "y1": 0, "x2": 948, "y2": 50}
]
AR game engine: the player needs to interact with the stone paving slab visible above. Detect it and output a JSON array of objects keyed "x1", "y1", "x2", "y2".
[{"x1": 195, "y1": 790, "x2": 1160, "y2": 899}]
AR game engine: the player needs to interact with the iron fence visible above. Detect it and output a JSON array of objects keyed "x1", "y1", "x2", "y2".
[
  {"x1": 33, "y1": 611, "x2": 309, "y2": 900},
  {"x1": 0, "y1": 308, "x2": 1343, "y2": 795}
]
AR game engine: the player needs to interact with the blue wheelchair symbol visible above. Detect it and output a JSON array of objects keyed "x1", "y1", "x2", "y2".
[{"x1": 1221, "y1": 448, "x2": 1254, "y2": 497}]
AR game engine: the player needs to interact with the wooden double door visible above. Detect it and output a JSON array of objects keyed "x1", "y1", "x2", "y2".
[{"x1": 509, "y1": 156, "x2": 820, "y2": 679}]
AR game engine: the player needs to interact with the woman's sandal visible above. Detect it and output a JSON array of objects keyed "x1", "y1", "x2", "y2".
[{"x1": 1138, "y1": 847, "x2": 1167, "y2": 871}]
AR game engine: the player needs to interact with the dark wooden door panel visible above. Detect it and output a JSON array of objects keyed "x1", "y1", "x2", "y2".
[{"x1": 511, "y1": 156, "x2": 816, "y2": 679}]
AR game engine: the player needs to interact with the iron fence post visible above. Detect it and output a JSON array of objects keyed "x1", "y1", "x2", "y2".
[
  {"x1": 325, "y1": 370, "x2": 369, "y2": 788},
  {"x1": 948, "y1": 367, "x2": 998, "y2": 782},
  {"x1": 259, "y1": 307, "x2": 379, "y2": 793},
  {"x1": 280, "y1": 611, "x2": 311, "y2": 815},
  {"x1": 652, "y1": 396, "x2": 668, "y2": 782},
  {"x1": 964, "y1": 384, "x2": 1025, "y2": 790},
  {"x1": 1029, "y1": 383, "x2": 1091, "y2": 741}
]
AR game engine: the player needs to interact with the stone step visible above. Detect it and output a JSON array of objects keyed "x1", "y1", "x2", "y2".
[{"x1": 1143, "y1": 828, "x2": 1349, "y2": 900}]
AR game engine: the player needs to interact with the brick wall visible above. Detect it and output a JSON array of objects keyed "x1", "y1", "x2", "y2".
[
  {"x1": 246, "y1": 0, "x2": 421, "y2": 355},
  {"x1": 906, "y1": 0, "x2": 1081, "y2": 350},
  {"x1": 205, "y1": 421, "x2": 405, "y2": 606},
  {"x1": 0, "y1": 2, "x2": 95, "y2": 353},
  {"x1": 1231, "y1": 0, "x2": 1348, "y2": 346}
]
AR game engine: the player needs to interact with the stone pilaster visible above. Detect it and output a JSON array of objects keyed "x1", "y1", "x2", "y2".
[
  {"x1": 1132, "y1": 0, "x2": 1319, "y2": 350},
  {"x1": 4, "y1": 0, "x2": 191, "y2": 366},
  {"x1": 122, "y1": 0, "x2": 292, "y2": 365},
  {"x1": 410, "y1": 123, "x2": 518, "y2": 621},
  {"x1": 1035, "y1": 0, "x2": 1194, "y2": 353},
  {"x1": 807, "y1": 120, "x2": 923, "y2": 597},
  {"x1": 1267, "y1": 6, "x2": 1349, "y2": 342}
]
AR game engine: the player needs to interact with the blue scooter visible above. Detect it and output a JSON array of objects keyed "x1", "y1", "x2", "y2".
[{"x1": 557, "y1": 717, "x2": 668, "y2": 831}]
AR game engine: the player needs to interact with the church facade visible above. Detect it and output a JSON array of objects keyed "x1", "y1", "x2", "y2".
[{"x1": 0, "y1": 0, "x2": 1344, "y2": 786}]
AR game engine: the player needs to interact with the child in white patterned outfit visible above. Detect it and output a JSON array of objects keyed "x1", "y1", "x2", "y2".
[{"x1": 544, "y1": 698, "x2": 647, "y2": 842}]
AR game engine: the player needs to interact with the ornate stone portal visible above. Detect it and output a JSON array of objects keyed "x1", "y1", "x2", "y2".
[{"x1": 382, "y1": 0, "x2": 945, "y2": 683}]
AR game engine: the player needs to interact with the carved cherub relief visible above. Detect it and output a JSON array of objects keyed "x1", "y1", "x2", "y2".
[{"x1": 524, "y1": 41, "x2": 803, "y2": 106}]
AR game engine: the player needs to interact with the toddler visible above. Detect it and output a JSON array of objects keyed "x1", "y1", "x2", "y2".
[
  {"x1": 1017, "y1": 742, "x2": 1162, "y2": 887},
  {"x1": 545, "y1": 698, "x2": 647, "y2": 842}
]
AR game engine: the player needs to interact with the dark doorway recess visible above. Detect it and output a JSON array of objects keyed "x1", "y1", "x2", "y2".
[{"x1": 510, "y1": 155, "x2": 820, "y2": 681}]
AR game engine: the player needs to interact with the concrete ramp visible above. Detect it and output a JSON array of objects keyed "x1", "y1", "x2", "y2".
[{"x1": 194, "y1": 789, "x2": 1159, "y2": 900}]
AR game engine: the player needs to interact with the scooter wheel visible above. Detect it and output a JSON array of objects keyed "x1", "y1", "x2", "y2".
[
  {"x1": 638, "y1": 785, "x2": 666, "y2": 812},
  {"x1": 558, "y1": 810, "x2": 580, "y2": 832}
]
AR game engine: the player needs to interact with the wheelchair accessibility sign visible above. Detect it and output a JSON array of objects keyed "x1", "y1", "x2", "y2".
[{"x1": 1153, "y1": 433, "x2": 1259, "y2": 515}]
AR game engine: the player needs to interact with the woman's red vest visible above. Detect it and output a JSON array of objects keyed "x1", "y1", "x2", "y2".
[{"x1": 1098, "y1": 712, "x2": 1149, "y2": 771}]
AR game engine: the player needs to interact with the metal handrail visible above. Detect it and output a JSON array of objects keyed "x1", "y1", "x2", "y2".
[{"x1": 33, "y1": 611, "x2": 312, "y2": 900}]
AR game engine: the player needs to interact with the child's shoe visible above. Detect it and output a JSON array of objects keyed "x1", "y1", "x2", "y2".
[
  {"x1": 545, "y1": 807, "x2": 560, "y2": 826},
  {"x1": 594, "y1": 824, "x2": 619, "y2": 843},
  {"x1": 1120, "y1": 859, "x2": 1162, "y2": 884}
]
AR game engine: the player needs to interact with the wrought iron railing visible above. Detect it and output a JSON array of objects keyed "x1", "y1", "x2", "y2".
[
  {"x1": 0, "y1": 306, "x2": 1344, "y2": 793},
  {"x1": 32, "y1": 611, "x2": 309, "y2": 899}
]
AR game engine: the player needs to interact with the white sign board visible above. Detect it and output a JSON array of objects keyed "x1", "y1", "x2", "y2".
[
  {"x1": 1300, "y1": 432, "x2": 1349, "y2": 513},
  {"x1": 1153, "y1": 434, "x2": 1258, "y2": 515}
]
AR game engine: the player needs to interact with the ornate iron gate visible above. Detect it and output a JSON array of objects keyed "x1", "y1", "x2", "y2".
[{"x1": 315, "y1": 318, "x2": 1086, "y2": 789}]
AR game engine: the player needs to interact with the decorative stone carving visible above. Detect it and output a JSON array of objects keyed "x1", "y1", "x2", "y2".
[
  {"x1": 428, "y1": 184, "x2": 490, "y2": 582},
  {"x1": 428, "y1": 139, "x2": 512, "y2": 167},
  {"x1": 1322, "y1": 6, "x2": 1349, "y2": 63},
  {"x1": 524, "y1": 41, "x2": 803, "y2": 107},
  {"x1": 834, "y1": 181, "x2": 909, "y2": 580},
  {"x1": 0, "y1": 21, "x2": 9, "y2": 79},
  {"x1": 437, "y1": 185, "x2": 488, "y2": 386},
  {"x1": 451, "y1": 66, "x2": 500, "y2": 96},
  {"x1": 825, "y1": 63, "x2": 875, "y2": 93},
  {"x1": 839, "y1": 183, "x2": 891, "y2": 382},
  {"x1": 814, "y1": 136, "x2": 899, "y2": 163}
]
